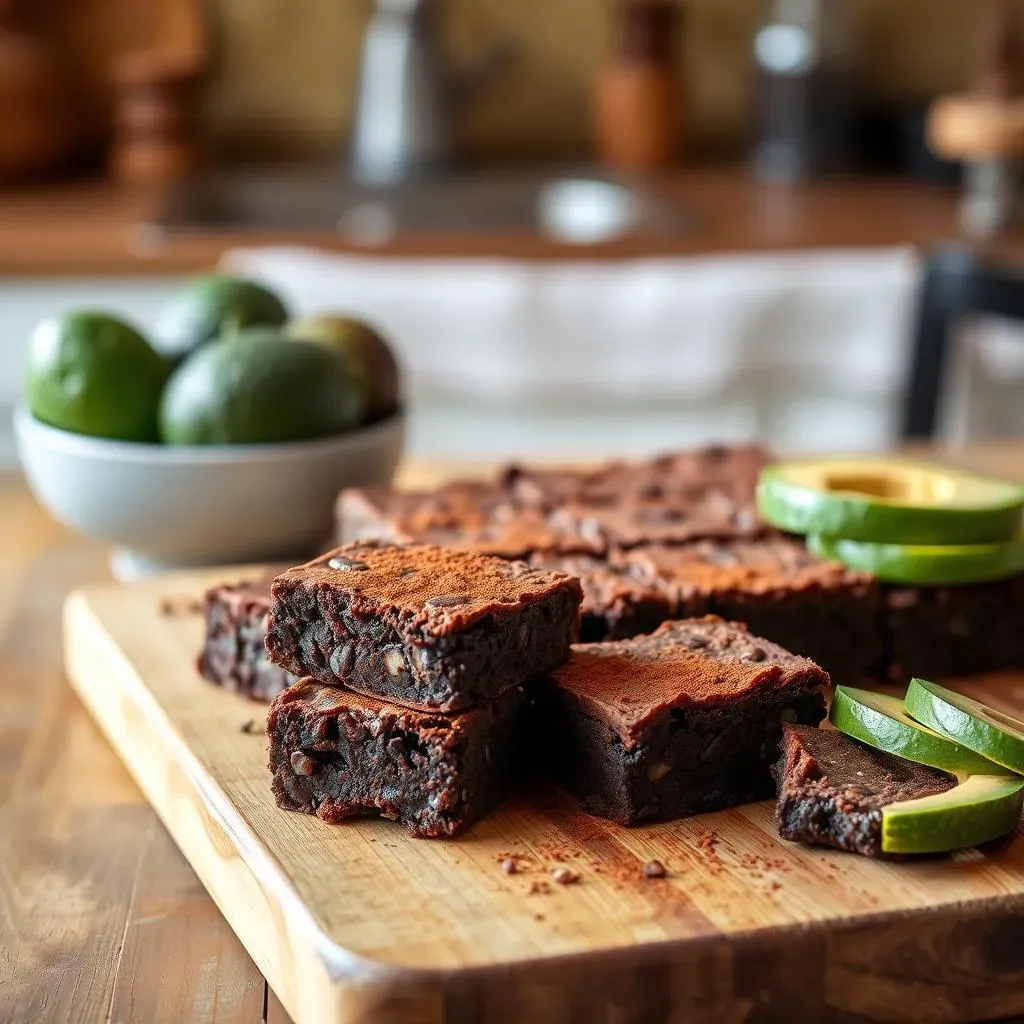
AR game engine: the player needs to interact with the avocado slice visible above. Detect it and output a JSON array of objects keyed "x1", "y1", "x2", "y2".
[
  {"x1": 882, "y1": 773, "x2": 1024, "y2": 855},
  {"x1": 905, "y1": 678, "x2": 1024, "y2": 775},
  {"x1": 830, "y1": 686, "x2": 1001, "y2": 775},
  {"x1": 808, "y1": 533, "x2": 1024, "y2": 586},
  {"x1": 757, "y1": 458, "x2": 1024, "y2": 545}
]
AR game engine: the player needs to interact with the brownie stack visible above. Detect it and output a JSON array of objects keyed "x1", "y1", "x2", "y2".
[{"x1": 258, "y1": 541, "x2": 583, "y2": 837}]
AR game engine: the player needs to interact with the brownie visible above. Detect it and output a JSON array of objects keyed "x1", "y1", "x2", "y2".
[
  {"x1": 267, "y1": 678, "x2": 528, "y2": 838},
  {"x1": 266, "y1": 541, "x2": 582, "y2": 711},
  {"x1": 528, "y1": 552, "x2": 674, "y2": 643},
  {"x1": 541, "y1": 617, "x2": 830, "y2": 825},
  {"x1": 616, "y1": 537, "x2": 880, "y2": 684},
  {"x1": 882, "y1": 575, "x2": 1024, "y2": 681},
  {"x1": 774, "y1": 724, "x2": 956, "y2": 857},
  {"x1": 198, "y1": 574, "x2": 296, "y2": 701}
]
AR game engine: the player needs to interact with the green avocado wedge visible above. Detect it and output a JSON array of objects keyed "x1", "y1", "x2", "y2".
[
  {"x1": 905, "y1": 678, "x2": 1024, "y2": 775},
  {"x1": 757, "y1": 458, "x2": 1024, "y2": 545},
  {"x1": 882, "y1": 773, "x2": 1024, "y2": 855},
  {"x1": 830, "y1": 686, "x2": 1001, "y2": 775},
  {"x1": 807, "y1": 533, "x2": 1024, "y2": 586}
]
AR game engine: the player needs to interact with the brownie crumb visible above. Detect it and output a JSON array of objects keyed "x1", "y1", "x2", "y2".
[
  {"x1": 527, "y1": 881, "x2": 551, "y2": 896},
  {"x1": 160, "y1": 596, "x2": 203, "y2": 617},
  {"x1": 533, "y1": 913, "x2": 546, "y2": 922},
  {"x1": 239, "y1": 719, "x2": 255, "y2": 734},
  {"x1": 551, "y1": 867, "x2": 580, "y2": 886},
  {"x1": 642, "y1": 859, "x2": 667, "y2": 879},
  {"x1": 501, "y1": 857, "x2": 518, "y2": 875}
]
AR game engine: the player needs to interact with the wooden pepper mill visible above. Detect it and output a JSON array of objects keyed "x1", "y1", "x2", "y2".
[
  {"x1": 594, "y1": 0, "x2": 682, "y2": 171},
  {"x1": 0, "y1": 0, "x2": 74, "y2": 182},
  {"x1": 928, "y1": 0, "x2": 1024, "y2": 236}
]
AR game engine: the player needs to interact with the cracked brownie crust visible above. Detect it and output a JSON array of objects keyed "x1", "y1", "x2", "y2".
[{"x1": 266, "y1": 541, "x2": 582, "y2": 711}]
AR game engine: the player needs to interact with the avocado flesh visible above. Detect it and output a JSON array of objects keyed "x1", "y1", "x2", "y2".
[
  {"x1": 905, "y1": 678, "x2": 1024, "y2": 775},
  {"x1": 757, "y1": 458, "x2": 1024, "y2": 544},
  {"x1": 882, "y1": 773, "x2": 1024, "y2": 854},
  {"x1": 830, "y1": 686, "x2": 1001, "y2": 775},
  {"x1": 808, "y1": 533, "x2": 1024, "y2": 586}
]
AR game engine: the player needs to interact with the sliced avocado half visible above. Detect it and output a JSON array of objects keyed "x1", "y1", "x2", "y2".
[
  {"x1": 808, "y1": 533, "x2": 1024, "y2": 586},
  {"x1": 905, "y1": 678, "x2": 1024, "y2": 775},
  {"x1": 830, "y1": 686, "x2": 1001, "y2": 775},
  {"x1": 757, "y1": 458, "x2": 1024, "y2": 545},
  {"x1": 882, "y1": 773, "x2": 1024, "y2": 855}
]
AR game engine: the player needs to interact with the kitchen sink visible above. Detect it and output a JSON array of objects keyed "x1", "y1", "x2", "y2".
[{"x1": 149, "y1": 167, "x2": 695, "y2": 244}]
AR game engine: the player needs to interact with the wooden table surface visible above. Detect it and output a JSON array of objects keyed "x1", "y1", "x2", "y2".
[
  {"x1": 7, "y1": 167, "x2": 1024, "y2": 277},
  {"x1": 1, "y1": 445, "x2": 1023, "y2": 1024}
]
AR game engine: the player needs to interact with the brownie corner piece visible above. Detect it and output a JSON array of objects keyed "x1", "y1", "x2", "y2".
[
  {"x1": 545, "y1": 617, "x2": 830, "y2": 825},
  {"x1": 198, "y1": 574, "x2": 294, "y2": 701},
  {"x1": 266, "y1": 678, "x2": 527, "y2": 838},
  {"x1": 774, "y1": 724, "x2": 956, "y2": 857}
]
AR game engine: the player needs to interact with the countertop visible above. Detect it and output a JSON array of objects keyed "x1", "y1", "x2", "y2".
[
  {"x1": 3, "y1": 167, "x2": 1022, "y2": 277},
  {"x1": 1, "y1": 443, "x2": 1023, "y2": 1023}
]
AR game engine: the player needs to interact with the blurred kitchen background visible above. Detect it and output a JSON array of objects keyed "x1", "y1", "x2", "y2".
[{"x1": 2, "y1": 0, "x2": 1024, "y2": 464}]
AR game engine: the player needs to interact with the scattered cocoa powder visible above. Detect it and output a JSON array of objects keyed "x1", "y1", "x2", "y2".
[
  {"x1": 159, "y1": 596, "x2": 203, "y2": 617},
  {"x1": 533, "y1": 913, "x2": 545, "y2": 922},
  {"x1": 527, "y1": 881, "x2": 551, "y2": 896}
]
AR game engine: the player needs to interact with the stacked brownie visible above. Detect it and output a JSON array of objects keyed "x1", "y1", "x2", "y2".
[{"x1": 261, "y1": 541, "x2": 583, "y2": 837}]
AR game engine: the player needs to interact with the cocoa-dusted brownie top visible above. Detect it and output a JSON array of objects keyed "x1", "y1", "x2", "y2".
[
  {"x1": 553, "y1": 617, "x2": 829, "y2": 747},
  {"x1": 274, "y1": 540, "x2": 583, "y2": 636},
  {"x1": 775, "y1": 725, "x2": 956, "y2": 857},
  {"x1": 617, "y1": 536, "x2": 874, "y2": 597}
]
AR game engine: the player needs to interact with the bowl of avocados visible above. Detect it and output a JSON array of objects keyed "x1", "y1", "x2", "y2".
[{"x1": 15, "y1": 275, "x2": 405, "y2": 578}]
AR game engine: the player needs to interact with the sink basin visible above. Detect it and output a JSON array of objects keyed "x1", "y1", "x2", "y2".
[{"x1": 150, "y1": 168, "x2": 694, "y2": 244}]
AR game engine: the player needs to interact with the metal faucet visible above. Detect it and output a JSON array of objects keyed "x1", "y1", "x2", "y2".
[{"x1": 349, "y1": 0, "x2": 512, "y2": 186}]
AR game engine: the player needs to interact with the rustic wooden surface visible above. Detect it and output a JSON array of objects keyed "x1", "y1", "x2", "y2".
[
  {"x1": 3, "y1": 445, "x2": 1024, "y2": 1024},
  {"x1": 10, "y1": 168, "x2": 1024, "y2": 277}
]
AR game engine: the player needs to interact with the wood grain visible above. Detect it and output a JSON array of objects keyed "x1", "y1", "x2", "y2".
[
  {"x1": 0, "y1": 479, "x2": 276, "y2": 1024},
  {"x1": 63, "y1": 556, "x2": 1024, "y2": 1024}
]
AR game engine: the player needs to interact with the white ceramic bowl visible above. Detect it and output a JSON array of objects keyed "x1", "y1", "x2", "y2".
[{"x1": 14, "y1": 402, "x2": 405, "y2": 579}]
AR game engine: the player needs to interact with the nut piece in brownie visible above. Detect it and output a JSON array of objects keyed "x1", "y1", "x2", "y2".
[
  {"x1": 774, "y1": 724, "x2": 955, "y2": 857},
  {"x1": 198, "y1": 574, "x2": 296, "y2": 701},
  {"x1": 528, "y1": 552, "x2": 674, "y2": 643},
  {"x1": 542, "y1": 617, "x2": 830, "y2": 825},
  {"x1": 266, "y1": 542, "x2": 582, "y2": 711},
  {"x1": 882, "y1": 575, "x2": 1024, "y2": 681},
  {"x1": 616, "y1": 537, "x2": 880, "y2": 684},
  {"x1": 268, "y1": 678, "x2": 527, "y2": 838}
]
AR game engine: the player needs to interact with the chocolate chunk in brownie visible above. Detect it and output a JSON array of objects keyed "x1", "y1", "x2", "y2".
[
  {"x1": 198, "y1": 573, "x2": 296, "y2": 701},
  {"x1": 882, "y1": 575, "x2": 1024, "y2": 682},
  {"x1": 541, "y1": 617, "x2": 830, "y2": 825},
  {"x1": 528, "y1": 552, "x2": 674, "y2": 643},
  {"x1": 616, "y1": 537, "x2": 880, "y2": 684},
  {"x1": 266, "y1": 542, "x2": 582, "y2": 711},
  {"x1": 268, "y1": 678, "x2": 528, "y2": 838},
  {"x1": 774, "y1": 724, "x2": 956, "y2": 857}
]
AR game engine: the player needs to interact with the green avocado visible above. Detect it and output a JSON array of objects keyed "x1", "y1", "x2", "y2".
[
  {"x1": 905, "y1": 678, "x2": 1024, "y2": 776},
  {"x1": 882, "y1": 773, "x2": 1024, "y2": 855},
  {"x1": 153, "y1": 275, "x2": 289, "y2": 363},
  {"x1": 25, "y1": 311, "x2": 169, "y2": 442},
  {"x1": 757, "y1": 457, "x2": 1024, "y2": 545},
  {"x1": 807, "y1": 533, "x2": 1024, "y2": 586},
  {"x1": 829, "y1": 686, "x2": 1001, "y2": 775},
  {"x1": 158, "y1": 329, "x2": 367, "y2": 445}
]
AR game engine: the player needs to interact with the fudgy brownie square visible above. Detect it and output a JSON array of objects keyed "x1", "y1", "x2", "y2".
[
  {"x1": 528, "y1": 552, "x2": 674, "y2": 643},
  {"x1": 542, "y1": 617, "x2": 830, "y2": 825},
  {"x1": 198, "y1": 574, "x2": 296, "y2": 701},
  {"x1": 266, "y1": 541, "x2": 582, "y2": 711},
  {"x1": 268, "y1": 678, "x2": 528, "y2": 838},
  {"x1": 774, "y1": 724, "x2": 955, "y2": 857},
  {"x1": 882, "y1": 574, "x2": 1024, "y2": 681},
  {"x1": 615, "y1": 537, "x2": 880, "y2": 684}
]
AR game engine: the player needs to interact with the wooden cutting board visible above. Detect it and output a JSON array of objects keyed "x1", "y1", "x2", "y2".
[{"x1": 63, "y1": 568, "x2": 1024, "y2": 1024}]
